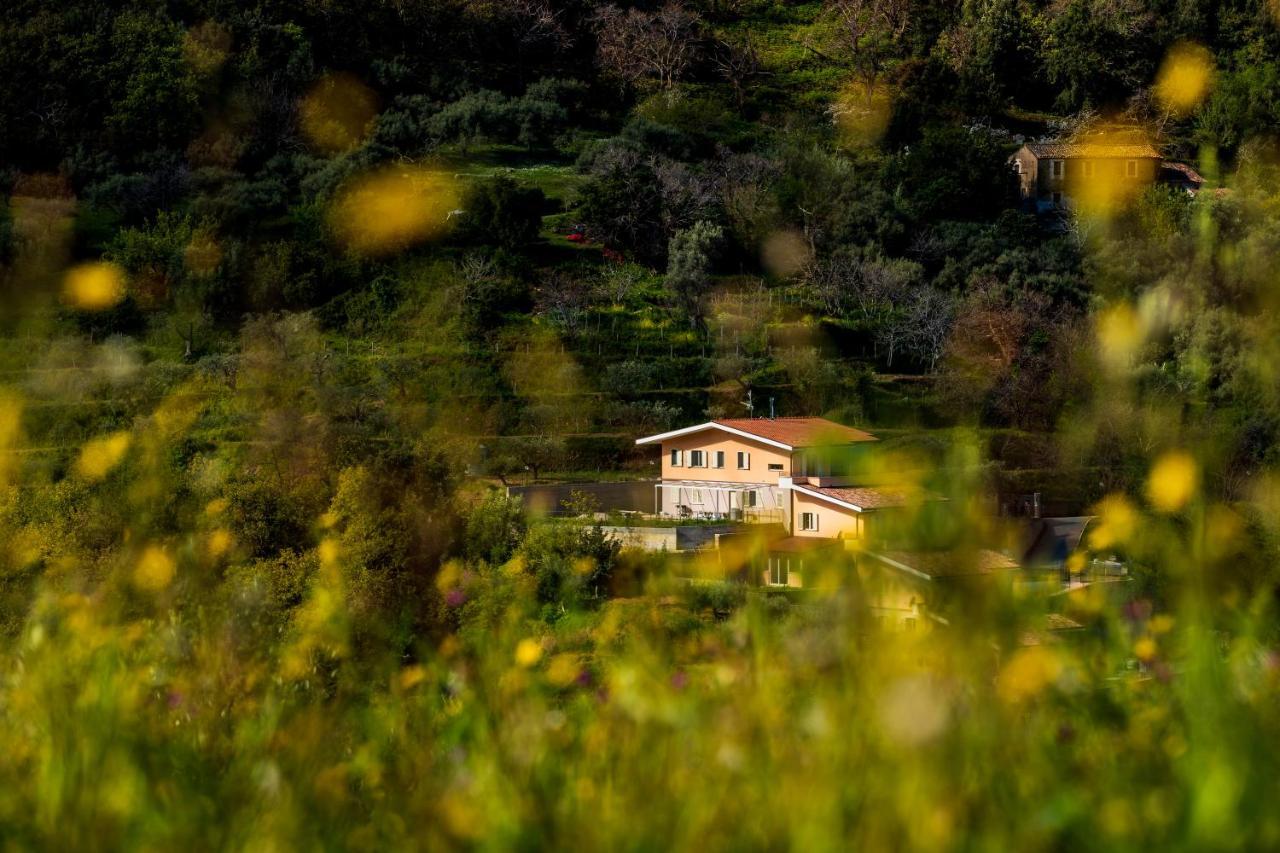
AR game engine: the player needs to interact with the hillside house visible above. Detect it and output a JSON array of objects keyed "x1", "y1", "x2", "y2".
[
  {"x1": 636, "y1": 418, "x2": 957, "y2": 589},
  {"x1": 1011, "y1": 141, "x2": 1162, "y2": 211},
  {"x1": 634, "y1": 417, "x2": 879, "y2": 524}
]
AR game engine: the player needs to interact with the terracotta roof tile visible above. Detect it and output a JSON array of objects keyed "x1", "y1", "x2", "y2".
[
  {"x1": 1024, "y1": 141, "x2": 1162, "y2": 159},
  {"x1": 803, "y1": 484, "x2": 941, "y2": 510},
  {"x1": 872, "y1": 549, "x2": 1020, "y2": 578},
  {"x1": 713, "y1": 417, "x2": 877, "y2": 448}
]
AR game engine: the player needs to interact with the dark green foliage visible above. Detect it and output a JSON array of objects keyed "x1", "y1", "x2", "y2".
[
  {"x1": 456, "y1": 176, "x2": 547, "y2": 250},
  {"x1": 466, "y1": 490, "x2": 528, "y2": 566},
  {"x1": 522, "y1": 521, "x2": 621, "y2": 613},
  {"x1": 667, "y1": 220, "x2": 723, "y2": 327},
  {"x1": 577, "y1": 158, "x2": 666, "y2": 261},
  {"x1": 893, "y1": 126, "x2": 1015, "y2": 222}
]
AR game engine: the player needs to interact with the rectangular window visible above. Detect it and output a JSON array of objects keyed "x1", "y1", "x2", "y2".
[
  {"x1": 689, "y1": 450, "x2": 706, "y2": 467},
  {"x1": 737, "y1": 451, "x2": 750, "y2": 470},
  {"x1": 670, "y1": 449, "x2": 684, "y2": 467},
  {"x1": 1051, "y1": 159, "x2": 1063, "y2": 178},
  {"x1": 743, "y1": 490, "x2": 758, "y2": 508},
  {"x1": 769, "y1": 557, "x2": 789, "y2": 586},
  {"x1": 801, "y1": 512, "x2": 818, "y2": 532},
  {"x1": 713, "y1": 450, "x2": 725, "y2": 469},
  {"x1": 1082, "y1": 161, "x2": 1095, "y2": 178},
  {"x1": 768, "y1": 463, "x2": 785, "y2": 472},
  {"x1": 1125, "y1": 160, "x2": 1138, "y2": 177}
]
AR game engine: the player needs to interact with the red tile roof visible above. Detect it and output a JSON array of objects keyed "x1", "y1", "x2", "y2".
[
  {"x1": 1025, "y1": 141, "x2": 1162, "y2": 159},
  {"x1": 1160, "y1": 161, "x2": 1205, "y2": 185},
  {"x1": 712, "y1": 418, "x2": 877, "y2": 448},
  {"x1": 798, "y1": 484, "x2": 943, "y2": 511},
  {"x1": 871, "y1": 549, "x2": 1020, "y2": 578}
]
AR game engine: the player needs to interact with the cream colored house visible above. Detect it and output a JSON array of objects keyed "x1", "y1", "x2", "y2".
[{"x1": 635, "y1": 417, "x2": 878, "y2": 523}]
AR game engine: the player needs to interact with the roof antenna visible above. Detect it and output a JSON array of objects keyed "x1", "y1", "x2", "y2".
[
  {"x1": 743, "y1": 389, "x2": 754, "y2": 417},
  {"x1": 769, "y1": 397, "x2": 776, "y2": 419}
]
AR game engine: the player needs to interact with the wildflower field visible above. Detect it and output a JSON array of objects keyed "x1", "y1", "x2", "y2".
[{"x1": 6, "y1": 0, "x2": 1280, "y2": 848}]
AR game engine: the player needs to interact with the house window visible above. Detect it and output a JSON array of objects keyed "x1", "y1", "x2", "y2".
[
  {"x1": 800, "y1": 512, "x2": 818, "y2": 532},
  {"x1": 670, "y1": 449, "x2": 684, "y2": 467},
  {"x1": 768, "y1": 463, "x2": 785, "y2": 472},
  {"x1": 769, "y1": 557, "x2": 789, "y2": 586},
  {"x1": 743, "y1": 490, "x2": 758, "y2": 508},
  {"x1": 1051, "y1": 159, "x2": 1063, "y2": 179},
  {"x1": 689, "y1": 450, "x2": 706, "y2": 467},
  {"x1": 737, "y1": 451, "x2": 751, "y2": 470},
  {"x1": 1126, "y1": 160, "x2": 1138, "y2": 178},
  {"x1": 1082, "y1": 161, "x2": 1095, "y2": 178},
  {"x1": 713, "y1": 450, "x2": 725, "y2": 469}
]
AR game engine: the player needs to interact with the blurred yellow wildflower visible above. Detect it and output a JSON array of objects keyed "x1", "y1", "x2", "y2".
[
  {"x1": 318, "y1": 537, "x2": 341, "y2": 566},
  {"x1": 1097, "y1": 303, "x2": 1143, "y2": 369},
  {"x1": 74, "y1": 431, "x2": 131, "y2": 481},
  {"x1": 300, "y1": 73, "x2": 380, "y2": 155},
  {"x1": 1088, "y1": 494, "x2": 1138, "y2": 551},
  {"x1": 997, "y1": 647, "x2": 1061, "y2": 704},
  {"x1": 0, "y1": 391, "x2": 23, "y2": 486},
  {"x1": 1154, "y1": 42, "x2": 1214, "y2": 117},
  {"x1": 64, "y1": 262, "x2": 126, "y2": 311},
  {"x1": 546, "y1": 654, "x2": 581, "y2": 687},
  {"x1": 1135, "y1": 636, "x2": 1158, "y2": 662},
  {"x1": 399, "y1": 665, "x2": 427, "y2": 691},
  {"x1": 1147, "y1": 451, "x2": 1198, "y2": 513},
  {"x1": 206, "y1": 529, "x2": 234, "y2": 559},
  {"x1": 436, "y1": 559, "x2": 463, "y2": 593},
  {"x1": 1205, "y1": 503, "x2": 1243, "y2": 560},
  {"x1": 515, "y1": 638, "x2": 543, "y2": 668},
  {"x1": 134, "y1": 546, "x2": 176, "y2": 592},
  {"x1": 329, "y1": 168, "x2": 460, "y2": 256}
]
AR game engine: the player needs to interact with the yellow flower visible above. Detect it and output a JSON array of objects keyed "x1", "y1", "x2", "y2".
[
  {"x1": 546, "y1": 654, "x2": 581, "y2": 688},
  {"x1": 399, "y1": 665, "x2": 427, "y2": 691},
  {"x1": 515, "y1": 638, "x2": 543, "y2": 668},
  {"x1": 300, "y1": 73, "x2": 380, "y2": 155},
  {"x1": 1097, "y1": 303, "x2": 1143, "y2": 369},
  {"x1": 206, "y1": 529, "x2": 234, "y2": 560},
  {"x1": 997, "y1": 647, "x2": 1061, "y2": 704},
  {"x1": 328, "y1": 168, "x2": 460, "y2": 256},
  {"x1": 134, "y1": 546, "x2": 176, "y2": 592},
  {"x1": 318, "y1": 538, "x2": 341, "y2": 566},
  {"x1": 64, "y1": 262, "x2": 126, "y2": 311},
  {"x1": 74, "y1": 431, "x2": 131, "y2": 481},
  {"x1": 1147, "y1": 451, "x2": 1198, "y2": 513},
  {"x1": 1089, "y1": 494, "x2": 1138, "y2": 551},
  {"x1": 1154, "y1": 42, "x2": 1214, "y2": 117},
  {"x1": 1135, "y1": 636, "x2": 1158, "y2": 662}
]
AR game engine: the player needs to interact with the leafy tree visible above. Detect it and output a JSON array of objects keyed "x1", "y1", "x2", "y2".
[
  {"x1": 466, "y1": 490, "x2": 528, "y2": 565},
  {"x1": 456, "y1": 176, "x2": 547, "y2": 250},
  {"x1": 578, "y1": 156, "x2": 666, "y2": 261},
  {"x1": 893, "y1": 125, "x2": 1014, "y2": 221},
  {"x1": 521, "y1": 520, "x2": 621, "y2": 612},
  {"x1": 666, "y1": 220, "x2": 723, "y2": 327}
]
